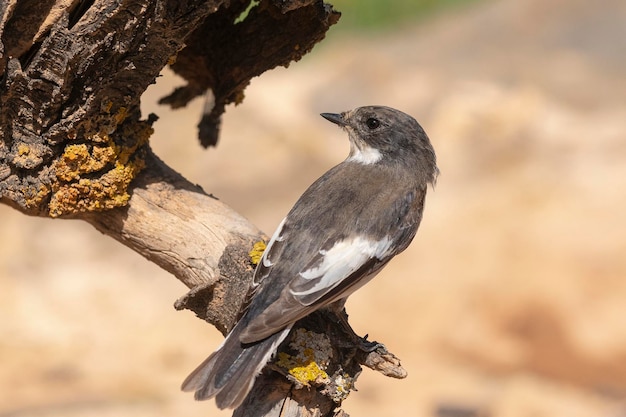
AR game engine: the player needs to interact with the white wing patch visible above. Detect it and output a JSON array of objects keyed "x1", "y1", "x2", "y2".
[
  {"x1": 292, "y1": 236, "x2": 393, "y2": 299},
  {"x1": 254, "y1": 217, "x2": 286, "y2": 285},
  {"x1": 347, "y1": 144, "x2": 382, "y2": 165}
]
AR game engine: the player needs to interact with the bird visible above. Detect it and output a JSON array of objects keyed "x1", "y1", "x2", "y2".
[{"x1": 181, "y1": 105, "x2": 439, "y2": 409}]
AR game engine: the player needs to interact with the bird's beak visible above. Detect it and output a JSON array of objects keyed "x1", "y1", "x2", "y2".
[{"x1": 320, "y1": 112, "x2": 347, "y2": 127}]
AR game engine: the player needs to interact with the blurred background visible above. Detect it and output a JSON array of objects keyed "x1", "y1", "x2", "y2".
[{"x1": 1, "y1": 0, "x2": 625, "y2": 415}]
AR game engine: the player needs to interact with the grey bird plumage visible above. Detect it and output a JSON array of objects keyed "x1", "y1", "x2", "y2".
[{"x1": 181, "y1": 105, "x2": 438, "y2": 409}]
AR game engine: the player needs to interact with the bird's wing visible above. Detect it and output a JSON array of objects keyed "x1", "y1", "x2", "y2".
[
  {"x1": 252, "y1": 217, "x2": 287, "y2": 288},
  {"x1": 239, "y1": 234, "x2": 392, "y2": 343},
  {"x1": 288, "y1": 234, "x2": 393, "y2": 305},
  {"x1": 289, "y1": 187, "x2": 425, "y2": 306},
  {"x1": 239, "y1": 187, "x2": 425, "y2": 344}
]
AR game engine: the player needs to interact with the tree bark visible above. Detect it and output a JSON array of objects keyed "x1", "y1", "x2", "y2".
[
  {"x1": 0, "y1": 1, "x2": 407, "y2": 416},
  {"x1": 83, "y1": 149, "x2": 264, "y2": 334}
]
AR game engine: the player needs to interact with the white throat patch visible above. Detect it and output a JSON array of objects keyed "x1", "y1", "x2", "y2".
[{"x1": 347, "y1": 144, "x2": 382, "y2": 165}]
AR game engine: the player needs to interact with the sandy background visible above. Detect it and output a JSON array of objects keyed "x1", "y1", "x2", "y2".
[{"x1": 1, "y1": 0, "x2": 626, "y2": 415}]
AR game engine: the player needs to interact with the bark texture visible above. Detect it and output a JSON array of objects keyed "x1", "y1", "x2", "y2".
[{"x1": 0, "y1": 1, "x2": 406, "y2": 416}]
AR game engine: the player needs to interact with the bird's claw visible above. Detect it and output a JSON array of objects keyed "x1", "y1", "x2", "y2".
[{"x1": 358, "y1": 336, "x2": 386, "y2": 353}]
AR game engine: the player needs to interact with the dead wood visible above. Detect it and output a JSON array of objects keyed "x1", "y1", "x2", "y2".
[{"x1": 0, "y1": 1, "x2": 406, "y2": 416}]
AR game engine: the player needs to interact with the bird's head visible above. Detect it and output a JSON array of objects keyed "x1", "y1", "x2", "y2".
[{"x1": 321, "y1": 106, "x2": 438, "y2": 185}]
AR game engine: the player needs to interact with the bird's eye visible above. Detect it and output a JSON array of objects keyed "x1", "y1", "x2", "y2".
[{"x1": 365, "y1": 117, "x2": 380, "y2": 129}]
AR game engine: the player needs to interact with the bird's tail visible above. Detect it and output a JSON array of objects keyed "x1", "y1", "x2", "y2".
[{"x1": 181, "y1": 320, "x2": 292, "y2": 409}]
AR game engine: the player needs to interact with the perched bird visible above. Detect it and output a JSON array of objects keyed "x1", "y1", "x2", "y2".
[{"x1": 182, "y1": 105, "x2": 439, "y2": 409}]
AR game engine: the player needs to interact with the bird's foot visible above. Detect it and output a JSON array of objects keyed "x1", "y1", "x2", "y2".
[{"x1": 357, "y1": 334, "x2": 386, "y2": 353}]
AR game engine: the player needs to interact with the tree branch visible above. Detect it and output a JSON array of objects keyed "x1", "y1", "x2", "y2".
[
  {"x1": 83, "y1": 149, "x2": 264, "y2": 333},
  {"x1": 0, "y1": 1, "x2": 407, "y2": 416}
]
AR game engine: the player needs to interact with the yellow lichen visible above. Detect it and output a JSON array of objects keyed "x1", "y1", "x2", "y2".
[
  {"x1": 48, "y1": 113, "x2": 152, "y2": 218},
  {"x1": 17, "y1": 144, "x2": 30, "y2": 156},
  {"x1": 12, "y1": 143, "x2": 46, "y2": 170},
  {"x1": 54, "y1": 142, "x2": 117, "y2": 182},
  {"x1": 249, "y1": 241, "x2": 267, "y2": 266},
  {"x1": 277, "y1": 350, "x2": 329, "y2": 385},
  {"x1": 49, "y1": 152, "x2": 145, "y2": 217},
  {"x1": 274, "y1": 329, "x2": 357, "y2": 402},
  {"x1": 327, "y1": 372, "x2": 355, "y2": 403},
  {"x1": 275, "y1": 329, "x2": 333, "y2": 386},
  {"x1": 113, "y1": 107, "x2": 127, "y2": 125},
  {"x1": 23, "y1": 183, "x2": 51, "y2": 210},
  {"x1": 101, "y1": 100, "x2": 113, "y2": 114}
]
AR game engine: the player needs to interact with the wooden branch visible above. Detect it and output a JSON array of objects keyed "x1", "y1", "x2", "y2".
[
  {"x1": 161, "y1": 0, "x2": 341, "y2": 146},
  {"x1": 1, "y1": 0, "x2": 223, "y2": 216},
  {"x1": 0, "y1": 1, "x2": 408, "y2": 416},
  {"x1": 85, "y1": 150, "x2": 408, "y2": 417},
  {"x1": 83, "y1": 149, "x2": 264, "y2": 333}
]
